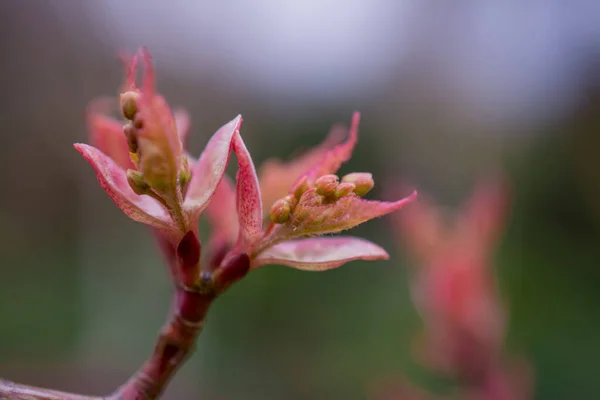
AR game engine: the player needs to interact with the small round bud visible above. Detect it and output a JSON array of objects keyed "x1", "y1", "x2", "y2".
[
  {"x1": 179, "y1": 157, "x2": 192, "y2": 189},
  {"x1": 315, "y1": 174, "x2": 339, "y2": 197},
  {"x1": 287, "y1": 194, "x2": 298, "y2": 209},
  {"x1": 334, "y1": 182, "x2": 356, "y2": 198},
  {"x1": 120, "y1": 91, "x2": 140, "y2": 120},
  {"x1": 126, "y1": 169, "x2": 151, "y2": 195},
  {"x1": 292, "y1": 175, "x2": 310, "y2": 200},
  {"x1": 298, "y1": 188, "x2": 323, "y2": 207},
  {"x1": 341, "y1": 172, "x2": 374, "y2": 197},
  {"x1": 270, "y1": 195, "x2": 294, "y2": 224},
  {"x1": 123, "y1": 123, "x2": 138, "y2": 153}
]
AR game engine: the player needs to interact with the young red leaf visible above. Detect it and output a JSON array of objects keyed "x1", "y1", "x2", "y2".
[
  {"x1": 74, "y1": 143, "x2": 174, "y2": 233},
  {"x1": 252, "y1": 236, "x2": 389, "y2": 271},
  {"x1": 287, "y1": 190, "x2": 417, "y2": 238},
  {"x1": 258, "y1": 122, "x2": 346, "y2": 213},
  {"x1": 184, "y1": 115, "x2": 242, "y2": 220},
  {"x1": 302, "y1": 111, "x2": 360, "y2": 184},
  {"x1": 232, "y1": 132, "x2": 263, "y2": 250},
  {"x1": 132, "y1": 49, "x2": 183, "y2": 195}
]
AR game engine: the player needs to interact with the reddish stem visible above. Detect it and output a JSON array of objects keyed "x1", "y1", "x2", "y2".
[
  {"x1": 111, "y1": 288, "x2": 214, "y2": 399},
  {"x1": 110, "y1": 231, "x2": 210, "y2": 399}
]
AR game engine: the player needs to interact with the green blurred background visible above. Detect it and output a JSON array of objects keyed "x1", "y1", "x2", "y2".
[{"x1": 1, "y1": 1, "x2": 600, "y2": 399}]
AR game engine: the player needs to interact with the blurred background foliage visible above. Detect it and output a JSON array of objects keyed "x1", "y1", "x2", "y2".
[{"x1": 1, "y1": 1, "x2": 599, "y2": 399}]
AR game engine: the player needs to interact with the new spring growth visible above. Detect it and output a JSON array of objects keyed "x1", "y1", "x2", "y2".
[
  {"x1": 119, "y1": 50, "x2": 184, "y2": 207},
  {"x1": 269, "y1": 172, "x2": 375, "y2": 224},
  {"x1": 203, "y1": 111, "x2": 416, "y2": 272},
  {"x1": 75, "y1": 47, "x2": 244, "y2": 243},
  {"x1": 341, "y1": 172, "x2": 374, "y2": 197},
  {"x1": 315, "y1": 174, "x2": 339, "y2": 197},
  {"x1": 126, "y1": 169, "x2": 150, "y2": 196},
  {"x1": 78, "y1": 51, "x2": 415, "y2": 274},
  {"x1": 120, "y1": 90, "x2": 140, "y2": 121},
  {"x1": 269, "y1": 195, "x2": 296, "y2": 224}
]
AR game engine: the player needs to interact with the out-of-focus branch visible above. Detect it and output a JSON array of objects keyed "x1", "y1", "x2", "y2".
[{"x1": 0, "y1": 378, "x2": 103, "y2": 400}]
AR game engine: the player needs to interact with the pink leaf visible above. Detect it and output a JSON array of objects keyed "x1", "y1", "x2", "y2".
[
  {"x1": 204, "y1": 175, "x2": 239, "y2": 245},
  {"x1": 302, "y1": 112, "x2": 360, "y2": 184},
  {"x1": 133, "y1": 48, "x2": 183, "y2": 180},
  {"x1": 138, "y1": 47, "x2": 156, "y2": 96},
  {"x1": 289, "y1": 191, "x2": 417, "y2": 238},
  {"x1": 121, "y1": 50, "x2": 138, "y2": 91},
  {"x1": 137, "y1": 95, "x2": 181, "y2": 167},
  {"x1": 184, "y1": 115, "x2": 242, "y2": 219},
  {"x1": 74, "y1": 144, "x2": 174, "y2": 232},
  {"x1": 258, "y1": 122, "x2": 346, "y2": 213},
  {"x1": 233, "y1": 132, "x2": 263, "y2": 250},
  {"x1": 253, "y1": 236, "x2": 389, "y2": 271}
]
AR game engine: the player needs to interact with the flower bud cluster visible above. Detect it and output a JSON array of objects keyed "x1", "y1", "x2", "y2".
[
  {"x1": 269, "y1": 172, "x2": 375, "y2": 224},
  {"x1": 119, "y1": 87, "x2": 190, "y2": 205},
  {"x1": 120, "y1": 91, "x2": 148, "y2": 195}
]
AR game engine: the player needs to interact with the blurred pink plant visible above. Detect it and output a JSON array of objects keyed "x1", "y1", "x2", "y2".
[{"x1": 387, "y1": 178, "x2": 533, "y2": 400}]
